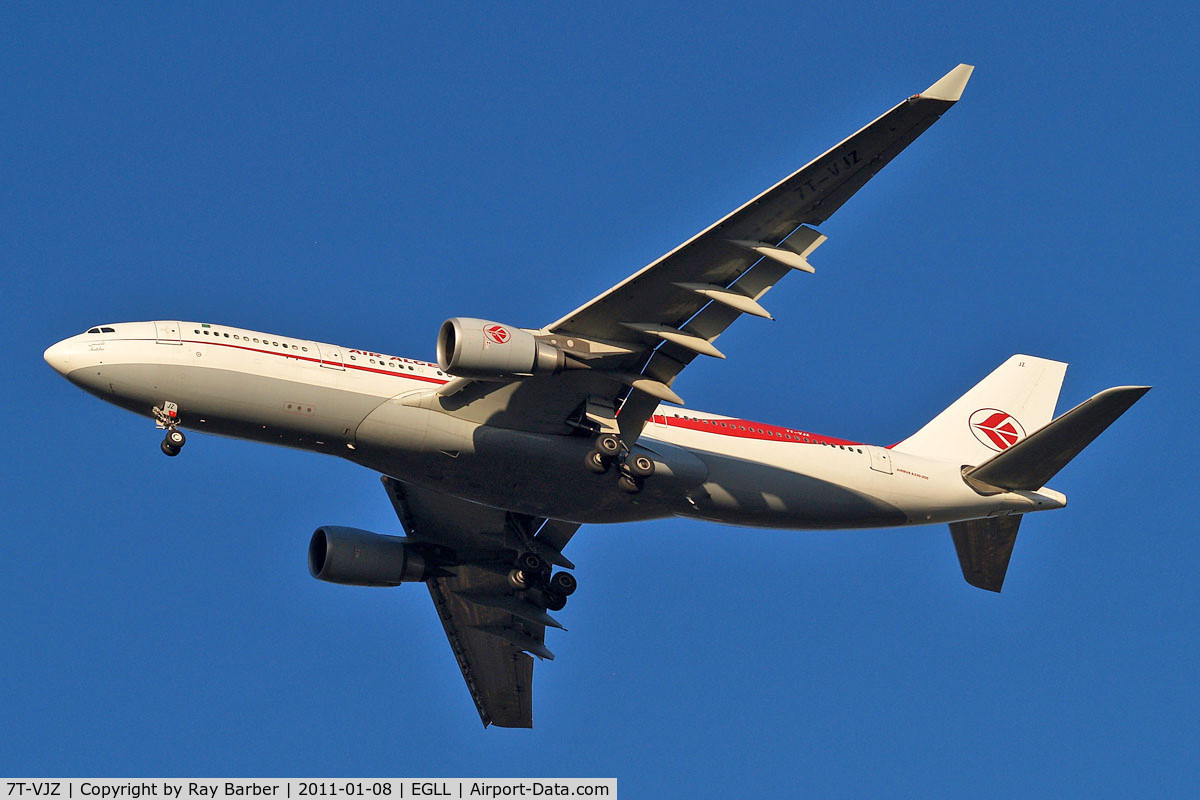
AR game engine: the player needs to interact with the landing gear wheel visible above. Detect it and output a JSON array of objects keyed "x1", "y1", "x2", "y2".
[
  {"x1": 617, "y1": 474, "x2": 642, "y2": 494},
  {"x1": 508, "y1": 568, "x2": 529, "y2": 590},
  {"x1": 518, "y1": 552, "x2": 546, "y2": 574},
  {"x1": 160, "y1": 440, "x2": 180, "y2": 457},
  {"x1": 595, "y1": 434, "x2": 620, "y2": 458},
  {"x1": 625, "y1": 453, "x2": 655, "y2": 478},
  {"x1": 549, "y1": 571, "x2": 577, "y2": 596},
  {"x1": 515, "y1": 552, "x2": 550, "y2": 587},
  {"x1": 165, "y1": 429, "x2": 186, "y2": 448},
  {"x1": 585, "y1": 450, "x2": 610, "y2": 474},
  {"x1": 543, "y1": 591, "x2": 567, "y2": 612}
]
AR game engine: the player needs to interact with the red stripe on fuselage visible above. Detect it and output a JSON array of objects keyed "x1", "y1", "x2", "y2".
[
  {"x1": 114, "y1": 337, "x2": 856, "y2": 445},
  {"x1": 110, "y1": 337, "x2": 452, "y2": 385},
  {"x1": 652, "y1": 413, "x2": 860, "y2": 447},
  {"x1": 180, "y1": 338, "x2": 450, "y2": 384}
]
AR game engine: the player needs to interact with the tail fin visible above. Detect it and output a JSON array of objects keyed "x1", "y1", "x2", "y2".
[{"x1": 895, "y1": 355, "x2": 1068, "y2": 464}]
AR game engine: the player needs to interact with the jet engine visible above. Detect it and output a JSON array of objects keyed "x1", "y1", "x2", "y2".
[
  {"x1": 308, "y1": 526, "x2": 430, "y2": 586},
  {"x1": 436, "y1": 317, "x2": 565, "y2": 380}
]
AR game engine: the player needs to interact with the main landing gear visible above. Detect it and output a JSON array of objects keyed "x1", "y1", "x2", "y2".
[
  {"x1": 153, "y1": 402, "x2": 186, "y2": 457},
  {"x1": 584, "y1": 433, "x2": 655, "y2": 493},
  {"x1": 508, "y1": 551, "x2": 577, "y2": 612}
]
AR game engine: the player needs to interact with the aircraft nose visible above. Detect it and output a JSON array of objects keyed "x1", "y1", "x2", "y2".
[{"x1": 43, "y1": 338, "x2": 76, "y2": 375}]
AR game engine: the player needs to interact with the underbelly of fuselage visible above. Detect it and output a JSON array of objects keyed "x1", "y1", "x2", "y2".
[{"x1": 69, "y1": 361, "x2": 912, "y2": 529}]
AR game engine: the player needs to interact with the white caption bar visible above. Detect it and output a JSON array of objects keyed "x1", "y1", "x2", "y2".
[{"x1": 4, "y1": 782, "x2": 616, "y2": 800}]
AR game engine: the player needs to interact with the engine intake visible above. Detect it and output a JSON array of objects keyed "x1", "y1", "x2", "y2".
[
  {"x1": 308, "y1": 526, "x2": 430, "y2": 586},
  {"x1": 437, "y1": 317, "x2": 564, "y2": 380}
]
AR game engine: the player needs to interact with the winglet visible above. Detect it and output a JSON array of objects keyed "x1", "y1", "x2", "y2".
[{"x1": 920, "y1": 64, "x2": 975, "y2": 102}]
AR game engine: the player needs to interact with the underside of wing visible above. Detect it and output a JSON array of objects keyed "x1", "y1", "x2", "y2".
[
  {"x1": 427, "y1": 566, "x2": 541, "y2": 728},
  {"x1": 382, "y1": 477, "x2": 579, "y2": 727}
]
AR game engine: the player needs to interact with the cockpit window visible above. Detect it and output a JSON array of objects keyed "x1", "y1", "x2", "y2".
[
  {"x1": 101, "y1": 327, "x2": 115, "y2": 333},
  {"x1": 87, "y1": 328, "x2": 101, "y2": 334}
]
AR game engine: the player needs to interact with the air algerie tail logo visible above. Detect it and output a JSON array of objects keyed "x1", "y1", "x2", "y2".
[
  {"x1": 483, "y1": 324, "x2": 511, "y2": 345},
  {"x1": 969, "y1": 409, "x2": 1026, "y2": 452}
]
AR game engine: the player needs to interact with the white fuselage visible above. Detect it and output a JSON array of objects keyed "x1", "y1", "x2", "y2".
[{"x1": 44, "y1": 321, "x2": 1066, "y2": 528}]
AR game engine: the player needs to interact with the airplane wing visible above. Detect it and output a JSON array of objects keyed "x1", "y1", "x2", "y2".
[
  {"x1": 437, "y1": 65, "x2": 973, "y2": 443},
  {"x1": 381, "y1": 476, "x2": 579, "y2": 728},
  {"x1": 551, "y1": 64, "x2": 975, "y2": 435}
]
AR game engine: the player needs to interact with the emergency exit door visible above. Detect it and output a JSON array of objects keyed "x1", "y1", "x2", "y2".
[{"x1": 154, "y1": 321, "x2": 182, "y2": 344}]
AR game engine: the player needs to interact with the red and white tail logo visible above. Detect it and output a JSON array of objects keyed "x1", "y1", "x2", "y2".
[{"x1": 968, "y1": 409, "x2": 1026, "y2": 452}]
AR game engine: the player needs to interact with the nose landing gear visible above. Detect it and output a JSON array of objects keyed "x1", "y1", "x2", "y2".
[
  {"x1": 153, "y1": 402, "x2": 186, "y2": 457},
  {"x1": 160, "y1": 428, "x2": 186, "y2": 457}
]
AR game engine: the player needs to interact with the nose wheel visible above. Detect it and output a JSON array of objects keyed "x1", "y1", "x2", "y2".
[
  {"x1": 160, "y1": 428, "x2": 186, "y2": 457},
  {"x1": 154, "y1": 403, "x2": 186, "y2": 457}
]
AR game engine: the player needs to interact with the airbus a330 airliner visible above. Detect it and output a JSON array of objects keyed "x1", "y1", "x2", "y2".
[{"x1": 45, "y1": 65, "x2": 1147, "y2": 727}]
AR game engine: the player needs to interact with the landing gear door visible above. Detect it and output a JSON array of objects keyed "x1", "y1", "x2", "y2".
[
  {"x1": 868, "y1": 446, "x2": 894, "y2": 474},
  {"x1": 317, "y1": 342, "x2": 345, "y2": 370},
  {"x1": 154, "y1": 321, "x2": 183, "y2": 345}
]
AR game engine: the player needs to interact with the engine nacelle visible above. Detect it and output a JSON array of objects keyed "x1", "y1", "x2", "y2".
[
  {"x1": 436, "y1": 317, "x2": 564, "y2": 380},
  {"x1": 308, "y1": 526, "x2": 429, "y2": 587}
]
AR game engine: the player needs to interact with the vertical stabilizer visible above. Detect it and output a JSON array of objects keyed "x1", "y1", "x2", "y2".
[{"x1": 895, "y1": 355, "x2": 1067, "y2": 465}]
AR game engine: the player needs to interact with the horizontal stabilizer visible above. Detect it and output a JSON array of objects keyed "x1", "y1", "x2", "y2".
[
  {"x1": 966, "y1": 386, "x2": 1150, "y2": 491},
  {"x1": 949, "y1": 514, "x2": 1022, "y2": 592}
]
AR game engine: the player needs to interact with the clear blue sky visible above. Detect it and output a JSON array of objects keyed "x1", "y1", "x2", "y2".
[{"x1": 3, "y1": 1, "x2": 1197, "y2": 794}]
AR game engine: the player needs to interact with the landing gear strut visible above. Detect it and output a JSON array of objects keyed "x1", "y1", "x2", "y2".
[{"x1": 154, "y1": 402, "x2": 186, "y2": 457}]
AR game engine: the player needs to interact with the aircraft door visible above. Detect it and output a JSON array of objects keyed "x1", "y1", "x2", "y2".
[
  {"x1": 154, "y1": 321, "x2": 183, "y2": 345},
  {"x1": 317, "y1": 342, "x2": 345, "y2": 370},
  {"x1": 868, "y1": 446, "x2": 894, "y2": 474}
]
